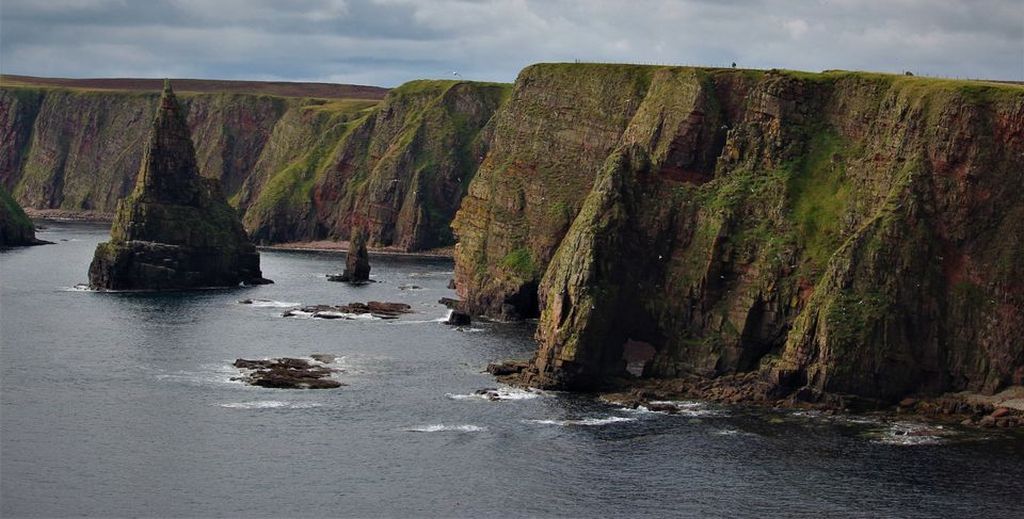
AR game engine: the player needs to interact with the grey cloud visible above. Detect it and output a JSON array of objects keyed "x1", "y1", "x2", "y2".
[{"x1": 1, "y1": 0, "x2": 1020, "y2": 86}]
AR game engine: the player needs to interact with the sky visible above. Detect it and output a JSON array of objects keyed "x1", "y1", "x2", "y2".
[{"x1": 1, "y1": 0, "x2": 1021, "y2": 87}]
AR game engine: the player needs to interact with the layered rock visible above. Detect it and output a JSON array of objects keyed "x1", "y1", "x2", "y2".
[
  {"x1": 88, "y1": 81, "x2": 270, "y2": 290},
  {"x1": 456, "y1": 64, "x2": 1024, "y2": 402},
  {"x1": 0, "y1": 184, "x2": 44, "y2": 246},
  {"x1": 246, "y1": 80, "x2": 510, "y2": 249}
]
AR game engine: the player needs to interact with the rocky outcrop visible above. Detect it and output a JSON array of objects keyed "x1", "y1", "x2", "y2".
[
  {"x1": 281, "y1": 302, "x2": 412, "y2": 320},
  {"x1": 328, "y1": 228, "x2": 370, "y2": 283},
  {"x1": 1, "y1": 78, "x2": 509, "y2": 251},
  {"x1": 0, "y1": 184, "x2": 45, "y2": 246},
  {"x1": 232, "y1": 357, "x2": 343, "y2": 389},
  {"x1": 88, "y1": 81, "x2": 271, "y2": 290},
  {"x1": 457, "y1": 64, "x2": 1024, "y2": 403}
]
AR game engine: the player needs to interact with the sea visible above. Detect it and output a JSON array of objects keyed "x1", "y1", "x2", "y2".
[{"x1": 2, "y1": 222, "x2": 1022, "y2": 518}]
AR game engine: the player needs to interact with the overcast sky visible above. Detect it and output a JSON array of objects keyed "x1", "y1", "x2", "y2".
[{"x1": 1, "y1": 0, "x2": 1021, "y2": 86}]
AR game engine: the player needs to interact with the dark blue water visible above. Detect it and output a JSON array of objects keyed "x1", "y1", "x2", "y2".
[{"x1": 2, "y1": 222, "x2": 1022, "y2": 518}]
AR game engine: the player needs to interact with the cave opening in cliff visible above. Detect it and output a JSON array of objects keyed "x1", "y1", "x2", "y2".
[{"x1": 622, "y1": 339, "x2": 657, "y2": 377}]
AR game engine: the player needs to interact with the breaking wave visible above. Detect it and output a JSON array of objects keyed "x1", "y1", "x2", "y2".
[
  {"x1": 525, "y1": 416, "x2": 636, "y2": 427},
  {"x1": 217, "y1": 401, "x2": 322, "y2": 409},
  {"x1": 405, "y1": 424, "x2": 486, "y2": 432}
]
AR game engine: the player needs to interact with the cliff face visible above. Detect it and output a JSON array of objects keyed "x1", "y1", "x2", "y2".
[
  {"x1": 0, "y1": 79, "x2": 508, "y2": 251},
  {"x1": 244, "y1": 80, "x2": 509, "y2": 249},
  {"x1": 454, "y1": 64, "x2": 1024, "y2": 401},
  {"x1": 89, "y1": 82, "x2": 268, "y2": 290}
]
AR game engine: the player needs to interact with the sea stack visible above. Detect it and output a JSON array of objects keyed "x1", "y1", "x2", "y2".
[
  {"x1": 88, "y1": 80, "x2": 271, "y2": 290},
  {"x1": 328, "y1": 228, "x2": 371, "y2": 283}
]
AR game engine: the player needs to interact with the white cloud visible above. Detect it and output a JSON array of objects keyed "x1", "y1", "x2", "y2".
[{"x1": 0, "y1": 0, "x2": 1020, "y2": 85}]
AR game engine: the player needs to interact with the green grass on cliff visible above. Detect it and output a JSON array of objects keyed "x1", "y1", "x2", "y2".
[
  {"x1": 787, "y1": 130, "x2": 851, "y2": 271},
  {"x1": 501, "y1": 247, "x2": 537, "y2": 279}
]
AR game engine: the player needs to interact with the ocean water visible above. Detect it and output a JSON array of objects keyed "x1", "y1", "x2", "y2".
[{"x1": 2, "y1": 222, "x2": 1022, "y2": 518}]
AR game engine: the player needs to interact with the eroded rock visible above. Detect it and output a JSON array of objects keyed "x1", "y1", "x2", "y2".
[{"x1": 88, "y1": 80, "x2": 270, "y2": 290}]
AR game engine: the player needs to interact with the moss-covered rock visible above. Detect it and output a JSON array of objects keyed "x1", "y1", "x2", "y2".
[
  {"x1": 88, "y1": 81, "x2": 270, "y2": 290},
  {"x1": 0, "y1": 183, "x2": 44, "y2": 246}
]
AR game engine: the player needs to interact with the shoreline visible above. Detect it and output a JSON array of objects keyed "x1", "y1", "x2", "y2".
[
  {"x1": 25, "y1": 212, "x2": 456, "y2": 260},
  {"x1": 258, "y1": 241, "x2": 454, "y2": 260},
  {"x1": 27, "y1": 208, "x2": 114, "y2": 223},
  {"x1": 488, "y1": 362, "x2": 1024, "y2": 430}
]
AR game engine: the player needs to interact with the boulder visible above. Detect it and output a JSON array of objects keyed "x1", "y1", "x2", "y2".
[
  {"x1": 88, "y1": 80, "x2": 270, "y2": 290},
  {"x1": 445, "y1": 311, "x2": 472, "y2": 326}
]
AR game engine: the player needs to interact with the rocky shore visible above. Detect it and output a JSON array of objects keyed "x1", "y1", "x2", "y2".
[{"x1": 486, "y1": 360, "x2": 1024, "y2": 429}]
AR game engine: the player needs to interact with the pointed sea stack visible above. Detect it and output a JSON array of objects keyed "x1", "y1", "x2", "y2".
[
  {"x1": 88, "y1": 80, "x2": 271, "y2": 290},
  {"x1": 327, "y1": 228, "x2": 371, "y2": 283}
]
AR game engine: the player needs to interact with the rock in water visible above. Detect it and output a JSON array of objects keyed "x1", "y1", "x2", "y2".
[
  {"x1": 327, "y1": 228, "x2": 371, "y2": 283},
  {"x1": 88, "y1": 80, "x2": 271, "y2": 290},
  {"x1": 344, "y1": 228, "x2": 371, "y2": 282}
]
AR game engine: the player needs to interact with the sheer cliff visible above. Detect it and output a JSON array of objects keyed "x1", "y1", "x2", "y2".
[
  {"x1": 0, "y1": 78, "x2": 508, "y2": 251},
  {"x1": 453, "y1": 64, "x2": 1024, "y2": 402}
]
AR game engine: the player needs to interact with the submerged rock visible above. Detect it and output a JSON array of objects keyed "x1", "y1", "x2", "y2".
[
  {"x1": 282, "y1": 301, "x2": 413, "y2": 320},
  {"x1": 87, "y1": 80, "x2": 271, "y2": 290},
  {"x1": 232, "y1": 357, "x2": 343, "y2": 389},
  {"x1": 485, "y1": 360, "x2": 530, "y2": 377},
  {"x1": 327, "y1": 228, "x2": 371, "y2": 284}
]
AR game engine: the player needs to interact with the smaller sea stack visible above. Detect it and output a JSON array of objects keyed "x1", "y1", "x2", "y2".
[
  {"x1": 327, "y1": 228, "x2": 371, "y2": 283},
  {"x1": 88, "y1": 80, "x2": 271, "y2": 290}
]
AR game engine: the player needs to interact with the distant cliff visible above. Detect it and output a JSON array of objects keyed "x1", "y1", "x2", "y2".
[
  {"x1": 0, "y1": 78, "x2": 508, "y2": 251},
  {"x1": 453, "y1": 64, "x2": 1024, "y2": 402}
]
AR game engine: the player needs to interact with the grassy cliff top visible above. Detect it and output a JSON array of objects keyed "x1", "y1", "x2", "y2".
[
  {"x1": 524, "y1": 62, "x2": 1024, "y2": 93},
  {"x1": 0, "y1": 74, "x2": 389, "y2": 100}
]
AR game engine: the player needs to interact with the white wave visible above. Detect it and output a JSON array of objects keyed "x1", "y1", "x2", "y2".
[
  {"x1": 156, "y1": 364, "x2": 245, "y2": 387},
  {"x1": 405, "y1": 424, "x2": 486, "y2": 432},
  {"x1": 871, "y1": 422, "x2": 949, "y2": 446},
  {"x1": 217, "y1": 401, "x2": 322, "y2": 409},
  {"x1": 242, "y1": 299, "x2": 300, "y2": 308},
  {"x1": 282, "y1": 310, "x2": 381, "y2": 320},
  {"x1": 648, "y1": 400, "x2": 726, "y2": 417},
  {"x1": 446, "y1": 386, "x2": 545, "y2": 401},
  {"x1": 525, "y1": 416, "x2": 636, "y2": 426},
  {"x1": 60, "y1": 284, "x2": 96, "y2": 292},
  {"x1": 714, "y1": 429, "x2": 740, "y2": 435}
]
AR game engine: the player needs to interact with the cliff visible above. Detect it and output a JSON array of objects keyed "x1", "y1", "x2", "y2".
[
  {"x1": 0, "y1": 184, "x2": 42, "y2": 246},
  {"x1": 454, "y1": 64, "x2": 1024, "y2": 402},
  {"x1": 88, "y1": 81, "x2": 269, "y2": 290},
  {"x1": 0, "y1": 78, "x2": 508, "y2": 251},
  {"x1": 244, "y1": 80, "x2": 509, "y2": 249}
]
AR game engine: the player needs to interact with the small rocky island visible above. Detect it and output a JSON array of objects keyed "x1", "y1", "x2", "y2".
[
  {"x1": 327, "y1": 228, "x2": 370, "y2": 283},
  {"x1": 88, "y1": 80, "x2": 271, "y2": 290},
  {"x1": 232, "y1": 356, "x2": 343, "y2": 389}
]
